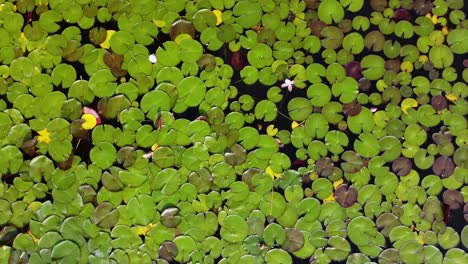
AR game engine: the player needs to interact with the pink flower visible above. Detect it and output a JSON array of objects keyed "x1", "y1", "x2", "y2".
[{"x1": 281, "y1": 79, "x2": 295, "y2": 92}]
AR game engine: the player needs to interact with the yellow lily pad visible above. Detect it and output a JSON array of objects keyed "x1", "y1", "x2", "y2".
[
  {"x1": 401, "y1": 98, "x2": 418, "y2": 114},
  {"x1": 81, "y1": 113, "x2": 97, "y2": 130}
]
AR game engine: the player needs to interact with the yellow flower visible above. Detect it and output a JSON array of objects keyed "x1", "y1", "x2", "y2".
[
  {"x1": 37, "y1": 129, "x2": 51, "y2": 144},
  {"x1": 265, "y1": 166, "x2": 281, "y2": 179},
  {"x1": 212, "y1": 10, "x2": 223, "y2": 26},
  {"x1": 99, "y1": 30, "x2": 115, "y2": 49},
  {"x1": 81, "y1": 113, "x2": 97, "y2": 130}
]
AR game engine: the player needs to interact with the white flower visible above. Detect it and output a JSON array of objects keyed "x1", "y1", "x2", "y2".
[
  {"x1": 142, "y1": 152, "x2": 153, "y2": 159},
  {"x1": 148, "y1": 54, "x2": 157, "y2": 63},
  {"x1": 281, "y1": 78, "x2": 294, "y2": 92}
]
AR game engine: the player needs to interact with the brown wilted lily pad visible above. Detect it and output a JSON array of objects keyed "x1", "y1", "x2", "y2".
[
  {"x1": 413, "y1": 0, "x2": 433, "y2": 15},
  {"x1": 334, "y1": 184, "x2": 358, "y2": 208},
  {"x1": 103, "y1": 51, "x2": 128, "y2": 78},
  {"x1": 442, "y1": 190, "x2": 463, "y2": 209},
  {"x1": 310, "y1": 21, "x2": 327, "y2": 37},
  {"x1": 345, "y1": 61, "x2": 363, "y2": 80},
  {"x1": 159, "y1": 241, "x2": 178, "y2": 262},
  {"x1": 431, "y1": 95, "x2": 448, "y2": 111},
  {"x1": 432, "y1": 156, "x2": 455, "y2": 177},
  {"x1": 364, "y1": 31, "x2": 385, "y2": 52},
  {"x1": 282, "y1": 228, "x2": 304, "y2": 252},
  {"x1": 359, "y1": 78, "x2": 371, "y2": 92},
  {"x1": 341, "y1": 151, "x2": 364, "y2": 173},
  {"x1": 315, "y1": 157, "x2": 334, "y2": 177},
  {"x1": 160, "y1": 208, "x2": 181, "y2": 228},
  {"x1": 384, "y1": 59, "x2": 401, "y2": 73},
  {"x1": 170, "y1": 19, "x2": 196, "y2": 40},
  {"x1": 343, "y1": 100, "x2": 362, "y2": 117},
  {"x1": 392, "y1": 157, "x2": 412, "y2": 177},
  {"x1": 393, "y1": 9, "x2": 411, "y2": 22}
]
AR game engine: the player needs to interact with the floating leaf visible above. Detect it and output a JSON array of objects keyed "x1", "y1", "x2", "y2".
[{"x1": 318, "y1": 0, "x2": 345, "y2": 24}]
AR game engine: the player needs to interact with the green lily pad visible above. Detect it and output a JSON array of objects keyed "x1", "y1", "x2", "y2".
[
  {"x1": 233, "y1": 1, "x2": 262, "y2": 29},
  {"x1": 307, "y1": 83, "x2": 332, "y2": 107},
  {"x1": 361, "y1": 54, "x2": 385, "y2": 80},
  {"x1": 89, "y1": 69, "x2": 117, "y2": 98},
  {"x1": 354, "y1": 133, "x2": 380, "y2": 158},
  {"x1": 265, "y1": 248, "x2": 292, "y2": 264},
  {"x1": 94, "y1": 202, "x2": 119, "y2": 228},
  {"x1": 318, "y1": 0, "x2": 345, "y2": 24},
  {"x1": 348, "y1": 216, "x2": 384, "y2": 257},
  {"x1": 287, "y1": 97, "x2": 312, "y2": 121},
  {"x1": 255, "y1": 100, "x2": 277, "y2": 122},
  {"x1": 220, "y1": 215, "x2": 249, "y2": 243},
  {"x1": 90, "y1": 142, "x2": 117, "y2": 169},
  {"x1": 347, "y1": 107, "x2": 375, "y2": 134},
  {"x1": 174, "y1": 76, "x2": 206, "y2": 113},
  {"x1": 247, "y1": 43, "x2": 273, "y2": 69}
]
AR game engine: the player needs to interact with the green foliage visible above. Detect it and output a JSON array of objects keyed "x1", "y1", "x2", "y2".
[{"x1": 0, "y1": 1, "x2": 466, "y2": 263}]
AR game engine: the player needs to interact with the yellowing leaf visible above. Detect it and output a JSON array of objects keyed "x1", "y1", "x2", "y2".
[
  {"x1": 132, "y1": 223, "x2": 156, "y2": 236},
  {"x1": 174, "y1": 33, "x2": 192, "y2": 44},
  {"x1": 445, "y1": 93, "x2": 457, "y2": 102},
  {"x1": 425, "y1": 13, "x2": 438, "y2": 25},
  {"x1": 376, "y1": 79, "x2": 388, "y2": 92},
  {"x1": 400, "y1": 61, "x2": 413, "y2": 73},
  {"x1": 27, "y1": 230, "x2": 39, "y2": 244},
  {"x1": 151, "y1": 143, "x2": 159, "y2": 151},
  {"x1": 81, "y1": 113, "x2": 97, "y2": 130},
  {"x1": 333, "y1": 178, "x2": 344, "y2": 190},
  {"x1": 99, "y1": 30, "x2": 115, "y2": 49},
  {"x1": 295, "y1": 12, "x2": 305, "y2": 20},
  {"x1": 28, "y1": 201, "x2": 42, "y2": 211},
  {"x1": 291, "y1": 121, "x2": 299, "y2": 129},
  {"x1": 309, "y1": 171, "x2": 318, "y2": 181},
  {"x1": 414, "y1": 232, "x2": 424, "y2": 245},
  {"x1": 442, "y1": 26, "x2": 449, "y2": 35},
  {"x1": 323, "y1": 193, "x2": 335, "y2": 202},
  {"x1": 17, "y1": 32, "x2": 28, "y2": 52},
  {"x1": 266, "y1": 124, "x2": 278, "y2": 136},
  {"x1": 265, "y1": 166, "x2": 281, "y2": 179},
  {"x1": 401, "y1": 98, "x2": 418, "y2": 114},
  {"x1": 418, "y1": 55, "x2": 428, "y2": 63},
  {"x1": 212, "y1": 10, "x2": 223, "y2": 26},
  {"x1": 153, "y1": 19, "x2": 166, "y2": 28},
  {"x1": 37, "y1": 129, "x2": 51, "y2": 144}
]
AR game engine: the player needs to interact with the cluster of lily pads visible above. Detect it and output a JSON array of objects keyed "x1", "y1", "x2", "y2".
[{"x1": 0, "y1": 0, "x2": 467, "y2": 263}]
